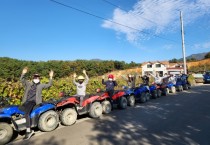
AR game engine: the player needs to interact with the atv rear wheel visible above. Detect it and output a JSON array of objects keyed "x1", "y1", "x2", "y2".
[
  {"x1": 183, "y1": 84, "x2": 189, "y2": 90},
  {"x1": 171, "y1": 86, "x2": 176, "y2": 93},
  {"x1": 140, "y1": 93, "x2": 147, "y2": 103},
  {"x1": 145, "y1": 92, "x2": 151, "y2": 101},
  {"x1": 177, "y1": 85, "x2": 183, "y2": 92},
  {"x1": 0, "y1": 122, "x2": 13, "y2": 145},
  {"x1": 60, "y1": 108, "x2": 77, "y2": 126},
  {"x1": 118, "y1": 96, "x2": 127, "y2": 109},
  {"x1": 89, "y1": 102, "x2": 103, "y2": 118},
  {"x1": 101, "y1": 100, "x2": 112, "y2": 114},
  {"x1": 157, "y1": 89, "x2": 161, "y2": 98},
  {"x1": 38, "y1": 110, "x2": 59, "y2": 132},
  {"x1": 127, "y1": 95, "x2": 135, "y2": 107},
  {"x1": 162, "y1": 88, "x2": 168, "y2": 96},
  {"x1": 151, "y1": 90, "x2": 158, "y2": 99}
]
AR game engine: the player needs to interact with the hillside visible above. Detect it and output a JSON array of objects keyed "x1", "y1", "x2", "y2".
[
  {"x1": 187, "y1": 58, "x2": 210, "y2": 72},
  {"x1": 185, "y1": 52, "x2": 209, "y2": 60}
]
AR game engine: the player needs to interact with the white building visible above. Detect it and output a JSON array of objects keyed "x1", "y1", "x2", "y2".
[{"x1": 141, "y1": 61, "x2": 184, "y2": 76}]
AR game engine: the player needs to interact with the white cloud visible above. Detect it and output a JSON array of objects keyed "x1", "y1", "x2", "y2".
[
  {"x1": 102, "y1": 0, "x2": 210, "y2": 43},
  {"x1": 194, "y1": 41, "x2": 210, "y2": 49}
]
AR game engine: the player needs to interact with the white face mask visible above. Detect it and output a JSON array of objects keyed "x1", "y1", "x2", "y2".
[
  {"x1": 33, "y1": 79, "x2": 40, "y2": 84},
  {"x1": 109, "y1": 78, "x2": 113, "y2": 81}
]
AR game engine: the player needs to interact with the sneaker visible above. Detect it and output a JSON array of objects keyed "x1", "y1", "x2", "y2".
[
  {"x1": 77, "y1": 106, "x2": 83, "y2": 110},
  {"x1": 23, "y1": 130, "x2": 35, "y2": 140}
]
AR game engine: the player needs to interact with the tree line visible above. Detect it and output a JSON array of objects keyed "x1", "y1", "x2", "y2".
[{"x1": 0, "y1": 57, "x2": 140, "y2": 81}]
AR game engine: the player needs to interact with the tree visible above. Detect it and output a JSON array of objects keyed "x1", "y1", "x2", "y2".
[
  {"x1": 169, "y1": 58, "x2": 178, "y2": 63},
  {"x1": 204, "y1": 52, "x2": 210, "y2": 59}
]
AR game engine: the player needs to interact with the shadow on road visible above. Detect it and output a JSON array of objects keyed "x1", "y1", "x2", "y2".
[
  {"x1": 9, "y1": 136, "x2": 65, "y2": 145},
  {"x1": 88, "y1": 86, "x2": 210, "y2": 145}
]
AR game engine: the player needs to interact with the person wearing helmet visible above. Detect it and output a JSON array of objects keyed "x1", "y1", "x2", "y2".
[
  {"x1": 121, "y1": 74, "x2": 136, "y2": 88},
  {"x1": 102, "y1": 74, "x2": 117, "y2": 100},
  {"x1": 20, "y1": 67, "x2": 53, "y2": 140},
  {"x1": 73, "y1": 70, "x2": 89, "y2": 109}
]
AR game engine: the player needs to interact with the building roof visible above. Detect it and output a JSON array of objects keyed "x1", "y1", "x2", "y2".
[{"x1": 142, "y1": 61, "x2": 169, "y2": 66}]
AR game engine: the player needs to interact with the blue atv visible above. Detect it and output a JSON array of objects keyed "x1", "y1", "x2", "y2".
[
  {"x1": 134, "y1": 84, "x2": 150, "y2": 103},
  {"x1": 0, "y1": 103, "x2": 59, "y2": 144},
  {"x1": 166, "y1": 82, "x2": 176, "y2": 94},
  {"x1": 149, "y1": 84, "x2": 159, "y2": 99},
  {"x1": 175, "y1": 75, "x2": 190, "y2": 91},
  {"x1": 122, "y1": 86, "x2": 135, "y2": 107}
]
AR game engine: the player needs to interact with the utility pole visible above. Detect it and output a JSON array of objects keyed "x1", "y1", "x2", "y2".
[{"x1": 180, "y1": 11, "x2": 187, "y2": 74}]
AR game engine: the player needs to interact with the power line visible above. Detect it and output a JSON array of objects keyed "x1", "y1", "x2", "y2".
[
  {"x1": 50, "y1": 0, "x2": 180, "y2": 44},
  {"x1": 101, "y1": 0, "x2": 158, "y2": 25}
]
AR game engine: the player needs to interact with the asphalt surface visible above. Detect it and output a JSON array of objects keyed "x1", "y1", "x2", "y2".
[{"x1": 9, "y1": 84, "x2": 210, "y2": 145}]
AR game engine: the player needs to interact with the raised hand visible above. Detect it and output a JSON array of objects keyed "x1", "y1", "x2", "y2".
[
  {"x1": 73, "y1": 73, "x2": 77, "y2": 78},
  {"x1": 22, "y1": 67, "x2": 28, "y2": 74},
  {"x1": 83, "y1": 70, "x2": 86, "y2": 74},
  {"x1": 49, "y1": 70, "x2": 54, "y2": 79}
]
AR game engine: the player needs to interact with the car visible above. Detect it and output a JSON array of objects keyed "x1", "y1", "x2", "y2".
[
  {"x1": 203, "y1": 71, "x2": 210, "y2": 83},
  {"x1": 0, "y1": 103, "x2": 59, "y2": 145}
]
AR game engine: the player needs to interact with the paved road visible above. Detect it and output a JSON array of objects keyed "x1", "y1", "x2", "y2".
[{"x1": 9, "y1": 85, "x2": 210, "y2": 145}]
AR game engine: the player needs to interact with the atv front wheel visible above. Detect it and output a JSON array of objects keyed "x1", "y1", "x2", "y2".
[
  {"x1": 60, "y1": 108, "x2": 77, "y2": 126},
  {"x1": 0, "y1": 122, "x2": 13, "y2": 145},
  {"x1": 101, "y1": 100, "x2": 112, "y2": 114},
  {"x1": 127, "y1": 95, "x2": 135, "y2": 107},
  {"x1": 171, "y1": 86, "x2": 176, "y2": 93},
  {"x1": 89, "y1": 102, "x2": 103, "y2": 118},
  {"x1": 118, "y1": 96, "x2": 127, "y2": 109},
  {"x1": 38, "y1": 110, "x2": 59, "y2": 132},
  {"x1": 140, "y1": 93, "x2": 147, "y2": 103}
]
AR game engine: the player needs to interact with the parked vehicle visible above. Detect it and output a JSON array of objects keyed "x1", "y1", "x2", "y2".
[
  {"x1": 122, "y1": 86, "x2": 136, "y2": 107},
  {"x1": 203, "y1": 71, "x2": 210, "y2": 84},
  {"x1": 0, "y1": 103, "x2": 59, "y2": 145},
  {"x1": 149, "y1": 84, "x2": 158, "y2": 99},
  {"x1": 134, "y1": 84, "x2": 150, "y2": 103},
  {"x1": 56, "y1": 93, "x2": 102, "y2": 126},
  {"x1": 97, "y1": 90, "x2": 128, "y2": 114},
  {"x1": 167, "y1": 82, "x2": 176, "y2": 93}
]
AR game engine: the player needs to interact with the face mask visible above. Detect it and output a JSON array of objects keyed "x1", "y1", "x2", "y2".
[
  {"x1": 79, "y1": 80, "x2": 84, "y2": 84},
  {"x1": 33, "y1": 79, "x2": 40, "y2": 84},
  {"x1": 109, "y1": 78, "x2": 113, "y2": 81}
]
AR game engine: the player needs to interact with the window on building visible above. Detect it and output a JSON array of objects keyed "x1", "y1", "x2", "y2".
[
  {"x1": 147, "y1": 64, "x2": 152, "y2": 68},
  {"x1": 156, "y1": 64, "x2": 161, "y2": 68}
]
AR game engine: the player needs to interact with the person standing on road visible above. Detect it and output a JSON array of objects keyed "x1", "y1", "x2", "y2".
[
  {"x1": 102, "y1": 74, "x2": 117, "y2": 100},
  {"x1": 150, "y1": 72, "x2": 168, "y2": 85},
  {"x1": 73, "y1": 70, "x2": 89, "y2": 109},
  {"x1": 20, "y1": 67, "x2": 53, "y2": 140}
]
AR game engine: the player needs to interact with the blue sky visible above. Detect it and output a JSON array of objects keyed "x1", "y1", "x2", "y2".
[{"x1": 0, "y1": 0, "x2": 210, "y2": 63}]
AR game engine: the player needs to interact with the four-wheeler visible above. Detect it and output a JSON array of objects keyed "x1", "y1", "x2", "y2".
[
  {"x1": 56, "y1": 93, "x2": 103, "y2": 126},
  {"x1": 0, "y1": 103, "x2": 59, "y2": 145},
  {"x1": 97, "y1": 89, "x2": 128, "y2": 114},
  {"x1": 175, "y1": 75, "x2": 190, "y2": 91},
  {"x1": 155, "y1": 83, "x2": 168, "y2": 96},
  {"x1": 122, "y1": 86, "x2": 136, "y2": 107},
  {"x1": 166, "y1": 82, "x2": 176, "y2": 94},
  {"x1": 134, "y1": 84, "x2": 150, "y2": 103},
  {"x1": 149, "y1": 84, "x2": 158, "y2": 99}
]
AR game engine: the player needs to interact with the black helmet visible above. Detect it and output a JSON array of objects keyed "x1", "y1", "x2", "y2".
[{"x1": 33, "y1": 74, "x2": 40, "y2": 79}]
